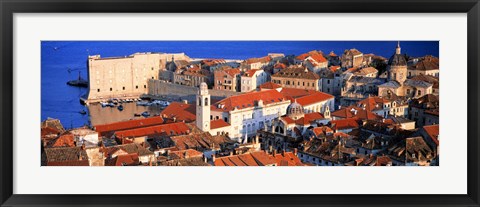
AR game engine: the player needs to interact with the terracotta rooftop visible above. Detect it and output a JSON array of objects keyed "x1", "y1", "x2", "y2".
[
  {"x1": 210, "y1": 119, "x2": 231, "y2": 129},
  {"x1": 114, "y1": 122, "x2": 190, "y2": 138},
  {"x1": 94, "y1": 116, "x2": 165, "y2": 136},
  {"x1": 330, "y1": 118, "x2": 360, "y2": 131},
  {"x1": 43, "y1": 147, "x2": 89, "y2": 166},
  {"x1": 409, "y1": 55, "x2": 439, "y2": 71},
  {"x1": 274, "y1": 152, "x2": 304, "y2": 166},
  {"x1": 214, "y1": 151, "x2": 277, "y2": 166},
  {"x1": 168, "y1": 149, "x2": 203, "y2": 160},
  {"x1": 171, "y1": 132, "x2": 232, "y2": 151},
  {"x1": 245, "y1": 56, "x2": 272, "y2": 64},
  {"x1": 47, "y1": 133, "x2": 76, "y2": 148},
  {"x1": 282, "y1": 112, "x2": 325, "y2": 126},
  {"x1": 105, "y1": 153, "x2": 140, "y2": 166},
  {"x1": 423, "y1": 124, "x2": 439, "y2": 146},
  {"x1": 160, "y1": 102, "x2": 196, "y2": 123},
  {"x1": 278, "y1": 88, "x2": 334, "y2": 106},
  {"x1": 212, "y1": 89, "x2": 287, "y2": 112},
  {"x1": 243, "y1": 69, "x2": 261, "y2": 77},
  {"x1": 259, "y1": 82, "x2": 282, "y2": 89},
  {"x1": 295, "y1": 50, "x2": 327, "y2": 63}
]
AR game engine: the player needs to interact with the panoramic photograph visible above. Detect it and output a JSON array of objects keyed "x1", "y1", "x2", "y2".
[{"x1": 40, "y1": 41, "x2": 439, "y2": 166}]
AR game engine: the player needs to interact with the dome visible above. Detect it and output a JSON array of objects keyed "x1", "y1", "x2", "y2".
[
  {"x1": 388, "y1": 54, "x2": 407, "y2": 66},
  {"x1": 286, "y1": 100, "x2": 304, "y2": 120}
]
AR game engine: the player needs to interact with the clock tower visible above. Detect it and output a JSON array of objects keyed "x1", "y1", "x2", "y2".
[{"x1": 196, "y1": 82, "x2": 210, "y2": 132}]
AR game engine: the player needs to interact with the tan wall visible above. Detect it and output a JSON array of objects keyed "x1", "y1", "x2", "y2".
[
  {"x1": 87, "y1": 53, "x2": 189, "y2": 101},
  {"x1": 271, "y1": 77, "x2": 319, "y2": 91}
]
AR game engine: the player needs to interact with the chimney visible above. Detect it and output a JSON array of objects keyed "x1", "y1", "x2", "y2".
[
  {"x1": 203, "y1": 155, "x2": 207, "y2": 163},
  {"x1": 229, "y1": 151, "x2": 233, "y2": 156},
  {"x1": 212, "y1": 153, "x2": 216, "y2": 162},
  {"x1": 281, "y1": 149, "x2": 285, "y2": 157},
  {"x1": 293, "y1": 148, "x2": 298, "y2": 156},
  {"x1": 268, "y1": 145, "x2": 273, "y2": 154}
]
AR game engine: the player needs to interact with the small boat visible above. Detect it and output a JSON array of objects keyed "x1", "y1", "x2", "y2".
[
  {"x1": 79, "y1": 110, "x2": 87, "y2": 115},
  {"x1": 100, "y1": 102, "x2": 108, "y2": 107},
  {"x1": 117, "y1": 105, "x2": 124, "y2": 111},
  {"x1": 108, "y1": 103, "x2": 115, "y2": 107},
  {"x1": 141, "y1": 111, "x2": 150, "y2": 117},
  {"x1": 134, "y1": 113, "x2": 141, "y2": 117}
]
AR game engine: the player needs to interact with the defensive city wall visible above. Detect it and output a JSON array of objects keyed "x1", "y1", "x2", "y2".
[{"x1": 147, "y1": 79, "x2": 240, "y2": 103}]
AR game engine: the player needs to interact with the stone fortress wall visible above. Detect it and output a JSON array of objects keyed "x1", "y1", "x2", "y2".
[
  {"x1": 86, "y1": 52, "x2": 189, "y2": 102},
  {"x1": 148, "y1": 79, "x2": 240, "y2": 103}
]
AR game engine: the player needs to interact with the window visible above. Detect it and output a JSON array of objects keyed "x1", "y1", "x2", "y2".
[
  {"x1": 136, "y1": 85, "x2": 138, "y2": 89},
  {"x1": 97, "y1": 89, "x2": 100, "y2": 92},
  {"x1": 327, "y1": 80, "x2": 330, "y2": 84},
  {"x1": 418, "y1": 90, "x2": 422, "y2": 96},
  {"x1": 204, "y1": 97, "x2": 209, "y2": 106},
  {"x1": 110, "y1": 88, "x2": 112, "y2": 91},
  {"x1": 122, "y1": 86, "x2": 125, "y2": 90},
  {"x1": 224, "y1": 117, "x2": 228, "y2": 122},
  {"x1": 144, "y1": 85, "x2": 147, "y2": 89}
]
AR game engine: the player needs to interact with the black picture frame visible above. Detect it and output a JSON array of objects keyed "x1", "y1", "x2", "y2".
[{"x1": 1, "y1": 0, "x2": 479, "y2": 206}]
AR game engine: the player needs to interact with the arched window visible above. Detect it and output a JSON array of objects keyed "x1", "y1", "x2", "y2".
[
  {"x1": 204, "y1": 97, "x2": 209, "y2": 106},
  {"x1": 198, "y1": 97, "x2": 201, "y2": 106}
]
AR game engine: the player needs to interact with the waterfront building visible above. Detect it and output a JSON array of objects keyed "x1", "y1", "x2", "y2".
[
  {"x1": 173, "y1": 65, "x2": 212, "y2": 87},
  {"x1": 295, "y1": 50, "x2": 328, "y2": 73},
  {"x1": 86, "y1": 52, "x2": 189, "y2": 102},
  {"x1": 271, "y1": 66, "x2": 320, "y2": 91},
  {"x1": 244, "y1": 56, "x2": 272, "y2": 70},
  {"x1": 341, "y1": 48, "x2": 364, "y2": 69},
  {"x1": 240, "y1": 69, "x2": 269, "y2": 92},
  {"x1": 214, "y1": 68, "x2": 241, "y2": 91}
]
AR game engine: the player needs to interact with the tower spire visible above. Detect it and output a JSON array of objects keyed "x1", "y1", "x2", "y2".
[{"x1": 395, "y1": 41, "x2": 401, "y2": 55}]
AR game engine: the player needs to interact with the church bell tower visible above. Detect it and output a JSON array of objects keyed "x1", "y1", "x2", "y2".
[{"x1": 196, "y1": 82, "x2": 210, "y2": 132}]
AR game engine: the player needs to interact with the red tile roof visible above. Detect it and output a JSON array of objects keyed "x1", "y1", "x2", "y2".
[
  {"x1": 295, "y1": 92, "x2": 334, "y2": 106},
  {"x1": 212, "y1": 89, "x2": 287, "y2": 111},
  {"x1": 274, "y1": 152, "x2": 304, "y2": 166},
  {"x1": 105, "y1": 153, "x2": 140, "y2": 166},
  {"x1": 259, "y1": 82, "x2": 282, "y2": 89},
  {"x1": 94, "y1": 116, "x2": 165, "y2": 136},
  {"x1": 281, "y1": 112, "x2": 325, "y2": 126},
  {"x1": 210, "y1": 119, "x2": 230, "y2": 129},
  {"x1": 329, "y1": 65, "x2": 341, "y2": 72},
  {"x1": 330, "y1": 118, "x2": 360, "y2": 130},
  {"x1": 168, "y1": 149, "x2": 203, "y2": 159},
  {"x1": 278, "y1": 88, "x2": 334, "y2": 106},
  {"x1": 41, "y1": 127, "x2": 60, "y2": 138},
  {"x1": 47, "y1": 133, "x2": 75, "y2": 148},
  {"x1": 114, "y1": 122, "x2": 190, "y2": 138},
  {"x1": 357, "y1": 96, "x2": 390, "y2": 111},
  {"x1": 313, "y1": 126, "x2": 333, "y2": 137},
  {"x1": 171, "y1": 133, "x2": 231, "y2": 150},
  {"x1": 160, "y1": 102, "x2": 196, "y2": 123},
  {"x1": 244, "y1": 69, "x2": 260, "y2": 77},
  {"x1": 246, "y1": 56, "x2": 272, "y2": 64},
  {"x1": 274, "y1": 62, "x2": 287, "y2": 69},
  {"x1": 296, "y1": 50, "x2": 327, "y2": 63},
  {"x1": 331, "y1": 106, "x2": 382, "y2": 121},
  {"x1": 214, "y1": 151, "x2": 277, "y2": 166},
  {"x1": 423, "y1": 124, "x2": 439, "y2": 145},
  {"x1": 224, "y1": 68, "x2": 241, "y2": 77}
]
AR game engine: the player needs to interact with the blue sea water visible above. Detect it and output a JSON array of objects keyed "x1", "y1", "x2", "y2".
[{"x1": 41, "y1": 41, "x2": 439, "y2": 128}]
